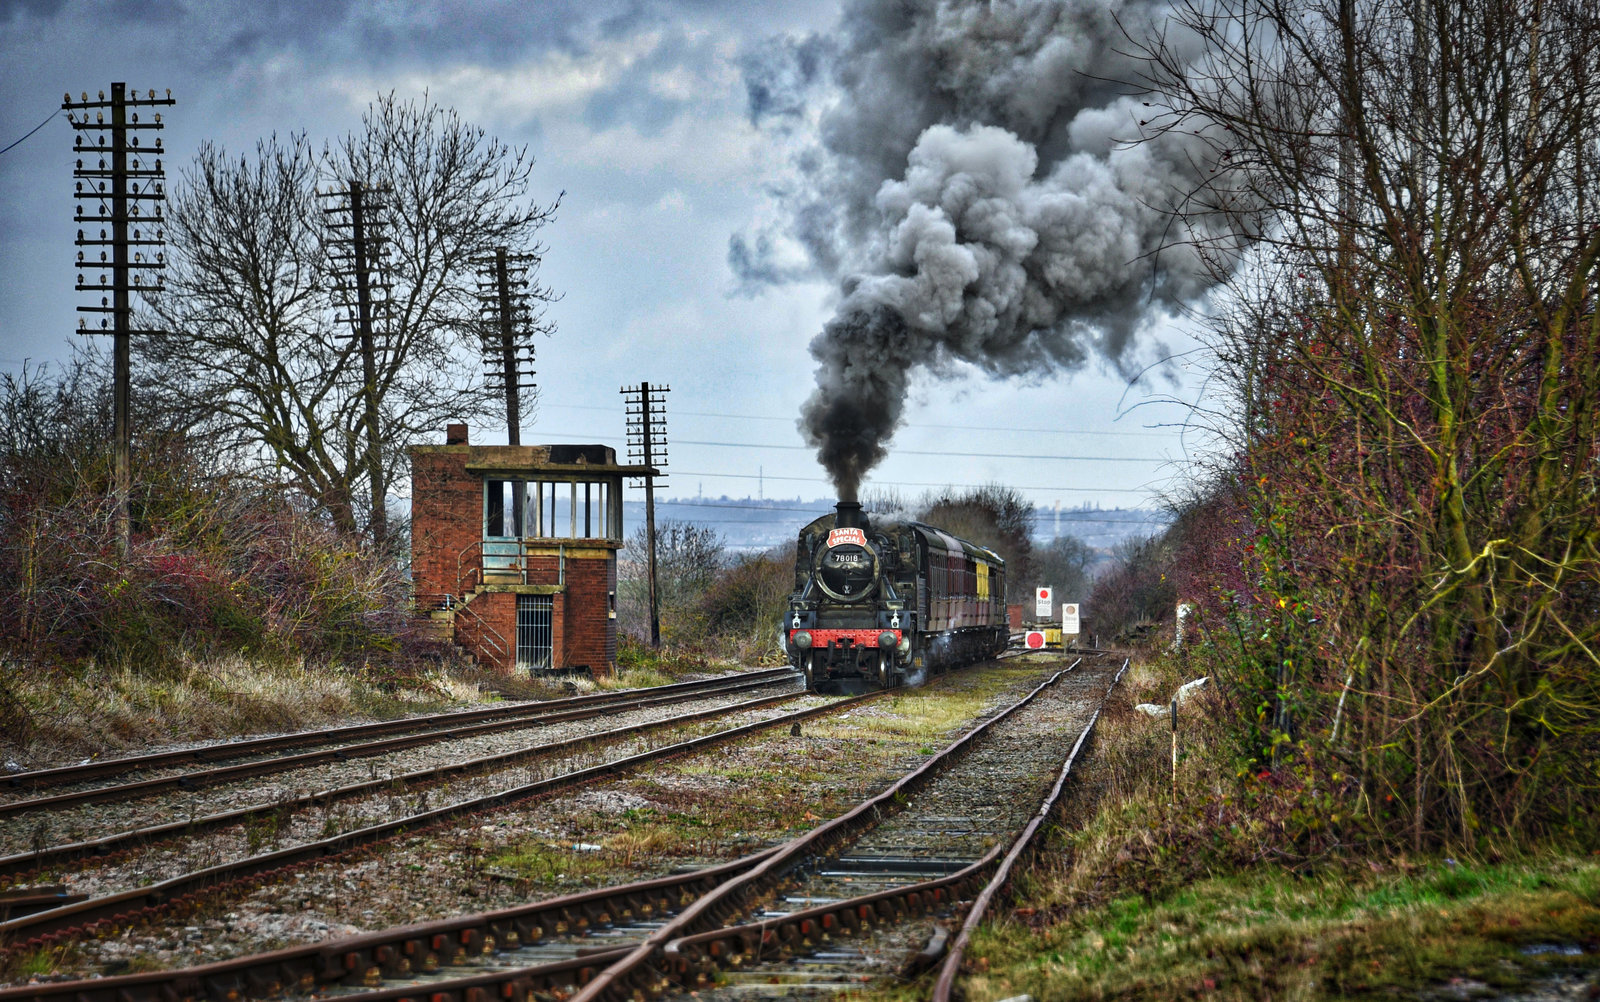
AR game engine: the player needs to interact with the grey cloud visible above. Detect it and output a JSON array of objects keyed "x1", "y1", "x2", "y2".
[
  {"x1": 2, "y1": 0, "x2": 67, "y2": 23},
  {"x1": 727, "y1": 227, "x2": 813, "y2": 292},
  {"x1": 739, "y1": 32, "x2": 831, "y2": 128}
]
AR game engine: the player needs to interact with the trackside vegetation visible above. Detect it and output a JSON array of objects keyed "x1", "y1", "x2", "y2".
[
  {"x1": 1107, "y1": 0, "x2": 1600, "y2": 858},
  {"x1": 903, "y1": 0, "x2": 1600, "y2": 994}
]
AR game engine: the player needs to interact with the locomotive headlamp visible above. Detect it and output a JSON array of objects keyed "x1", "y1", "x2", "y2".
[
  {"x1": 877, "y1": 631, "x2": 897, "y2": 649},
  {"x1": 792, "y1": 631, "x2": 814, "y2": 649}
]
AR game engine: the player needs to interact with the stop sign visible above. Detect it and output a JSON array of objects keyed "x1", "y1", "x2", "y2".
[{"x1": 1025, "y1": 630, "x2": 1046, "y2": 649}]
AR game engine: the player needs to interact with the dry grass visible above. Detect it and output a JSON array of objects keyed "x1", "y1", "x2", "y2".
[{"x1": 1, "y1": 654, "x2": 486, "y2": 769}]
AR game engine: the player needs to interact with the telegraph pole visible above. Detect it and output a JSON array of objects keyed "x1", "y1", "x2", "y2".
[
  {"x1": 474, "y1": 246, "x2": 542, "y2": 446},
  {"x1": 475, "y1": 245, "x2": 542, "y2": 535},
  {"x1": 322, "y1": 181, "x2": 392, "y2": 545},
  {"x1": 64, "y1": 83, "x2": 173, "y2": 558},
  {"x1": 622, "y1": 382, "x2": 669, "y2": 648}
]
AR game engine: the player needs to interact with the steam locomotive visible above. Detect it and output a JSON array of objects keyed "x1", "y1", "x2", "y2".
[{"x1": 784, "y1": 500, "x2": 1009, "y2": 692}]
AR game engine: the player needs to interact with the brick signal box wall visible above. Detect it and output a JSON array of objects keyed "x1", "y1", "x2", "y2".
[{"x1": 411, "y1": 424, "x2": 654, "y2": 676}]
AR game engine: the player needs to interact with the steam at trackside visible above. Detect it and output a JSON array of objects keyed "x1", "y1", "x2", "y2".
[{"x1": 734, "y1": 0, "x2": 1237, "y2": 499}]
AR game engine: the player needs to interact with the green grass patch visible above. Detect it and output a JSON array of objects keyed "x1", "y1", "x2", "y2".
[
  {"x1": 951, "y1": 856, "x2": 1600, "y2": 1001},
  {"x1": 486, "y1": 843, "x2": 614, "y2": 885},
  {"x1": 602, "y1": 665, "x2": 676, "y2": 689},
  {"x1": 608, "y1": 635, "x2": 722, "y2": 685}
]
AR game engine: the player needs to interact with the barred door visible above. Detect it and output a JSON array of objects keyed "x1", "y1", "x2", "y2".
[{"x1": 516, "y1": 594, "x2": 553, "y2": 672}]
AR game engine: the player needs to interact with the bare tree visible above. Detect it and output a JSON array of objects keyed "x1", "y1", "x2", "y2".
[
  {"x1": 617, "y1": 520, "x2": 725, "y2": 643},
  {"x1": 917, "y1": 484, "x2": 1035, "y2": 602},
  {"x1": 1031, "y1": 534, "x2": 1097, "y2": 605},
  {"x1": 1142, "y1": 0, "x2": 1600, "y2": 846},
  {"x1": 147, "y1": 94, "x2": 560, "y2": 543}
]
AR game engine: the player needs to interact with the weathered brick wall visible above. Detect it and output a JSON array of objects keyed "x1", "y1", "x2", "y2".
[
  {"x1": 560, "y1": 555, "x2": 616, "y2": 670},
  {"x1": 410, "y1": 446, "x2": 480, "y2": 608},
  {"x1": 456, "y1": 592, "x2": 516, "y2": 673},
  {"x1": 525, "y1": 554, "x2": 560, "y2": 587}
]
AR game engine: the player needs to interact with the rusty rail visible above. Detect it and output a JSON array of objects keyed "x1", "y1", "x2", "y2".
[
  {"x1": 0, "y1": 851, "x2": 776, "y2": 1002},
  {"x1": 0, "y1": 677, "x2": 801, "y2": 880},
  {"x1": 1, "y1": 668, "x2": 794, "y2": 794},
  {"x1": 0, "y1": 654, "x2": 1070, "y2": 1002},
  {"x1": 0, "y1": 670, "x2": 797, "y2": 821},
  {"x1": 0, "y1": 688, "x2": 869, "y2": 948},
  {"x1": 566, "y1": 660, "x2": 1086, "y2": 1002},
  {"x1": 930, "y1": 656, "x2": 1131, "y2": 1001},
  {"x1": 658, "y1": 656, "x2": 1131, "y2": 996}
]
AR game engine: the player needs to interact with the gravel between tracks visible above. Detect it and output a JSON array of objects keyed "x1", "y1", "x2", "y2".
[
  {"x1": 0, "y1": 686, "x2": 813, "y2": 901},
  {"x1": 6, "y1": 659, "x2": 1074, "y2": 985},
  {"x1": 816, "y1": 661, "x2": 1103, "y2": 866}
]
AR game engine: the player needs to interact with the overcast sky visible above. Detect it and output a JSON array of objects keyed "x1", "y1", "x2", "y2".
[{"x1": 0, "y1": 0, "x2": 1219, "y2": 516}]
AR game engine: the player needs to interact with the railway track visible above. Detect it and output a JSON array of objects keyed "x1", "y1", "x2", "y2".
[
  {"x1": 0, "y1": 669, "x2": 799, "y2": 805},
  {"x1": 0, "y1": 671, "x2": 802, "y2": 871},
  {"x1": 0, "y1": 678, "x2": 842, "y2": 945},
  {"x1": 0, "y1": 652, "x2": 1126, "y2": 1002}
]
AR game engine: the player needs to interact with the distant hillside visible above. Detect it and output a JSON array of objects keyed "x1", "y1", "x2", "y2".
[{"x1": 620, "y1": 497, "x2": 1169, "y2": 554}]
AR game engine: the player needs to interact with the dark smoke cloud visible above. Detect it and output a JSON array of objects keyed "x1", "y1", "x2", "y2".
[{"x1": 736, "y1": 0, "x2": 1232, "y2": 498}]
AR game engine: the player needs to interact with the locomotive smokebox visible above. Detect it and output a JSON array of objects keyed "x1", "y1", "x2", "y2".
[{"x1": 834, "y1": 499, "x2": 867, "y2": 531}]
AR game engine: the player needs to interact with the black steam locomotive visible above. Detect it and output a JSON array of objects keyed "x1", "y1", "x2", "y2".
[{"x1": 784, "y1": 500, "x2": 1009, "y2": 692}]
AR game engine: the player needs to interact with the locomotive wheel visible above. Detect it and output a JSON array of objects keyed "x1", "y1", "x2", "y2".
[
  {"x1": 877, "y1": 650, "x2": 894, "y2": 689},
  {"x1": 801, "y1": 653, "x2": 816, "y2": 691}
]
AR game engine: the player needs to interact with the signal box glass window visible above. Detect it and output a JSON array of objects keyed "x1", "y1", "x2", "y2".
[{"x1": 485, "y1": 480, "x2": 618, "y2": 539}]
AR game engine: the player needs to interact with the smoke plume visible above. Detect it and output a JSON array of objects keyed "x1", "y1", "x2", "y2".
[{"x1": 735, "y1": 0, "x2": 1233, "y2": 498}]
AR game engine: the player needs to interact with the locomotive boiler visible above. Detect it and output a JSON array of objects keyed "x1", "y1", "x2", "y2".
[{"x1": 784, "y1": 500, "x2": 1009, "y2": 692}]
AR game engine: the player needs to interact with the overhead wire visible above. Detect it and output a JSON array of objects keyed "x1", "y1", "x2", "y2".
[
  {"x1": 644, "y1": 497, "x2": 1164, "y2": 525},
  {"x1": 532, "y1": 429, "x2": 1174, "y2": 464},
  {"x1": 0, "y1": 108, "x2": 59, "y2": 157},
  {"x1": 540, "y1": 401, "x2": 1172, "y2": 438},
  {"x1": 668, "y1": 468, "x2": 1156, "y2": 494}
]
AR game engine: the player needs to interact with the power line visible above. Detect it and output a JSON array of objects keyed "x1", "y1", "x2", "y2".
[
  {"x1": 538, "y1": 402, "x2": 1171, "y2": 438},
  {"x1": 629, "y1": 498, "x2": 1165, "y2": 528},
  {"x1": 675, "y1": 439, "x2": 1170, "y2": 463},
  {"x1": 668, "y1": 469, "x2": 1156, "y2": 494},
  {"x1": 531, "y1": 429, "x2": 1170, "y2": 464},
  {"x1": 0, "y1": 108, "x2": 58, "y2": 157}
]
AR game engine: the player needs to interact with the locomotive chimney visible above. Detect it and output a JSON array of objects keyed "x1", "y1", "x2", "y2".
[{"x1": 834, "y1": 499, "x2": 867, "y2": 531}]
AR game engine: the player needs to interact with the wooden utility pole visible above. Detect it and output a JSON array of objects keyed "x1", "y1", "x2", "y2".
[
  {"x1": 495, "y1": 249, "x2": 523, "y2": 445},
  {"x1": 322, "y1": 181, "x2": 392, "y2": 544},
  {"x1": 475, "y1": 246, "x2": 541, "y2": 534},
  {"x1": 349, "y1": 182, "x2": 386, "y2": 544},
  {"x1": 65, "y1": 83, "x2": 173, "y2": 559},
  {"x1": 622, "y1": 382, "x2": 669, "y2": 647},
  {"x1": 475, "y1": 246, "x2": 542, "y2": 446}
]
